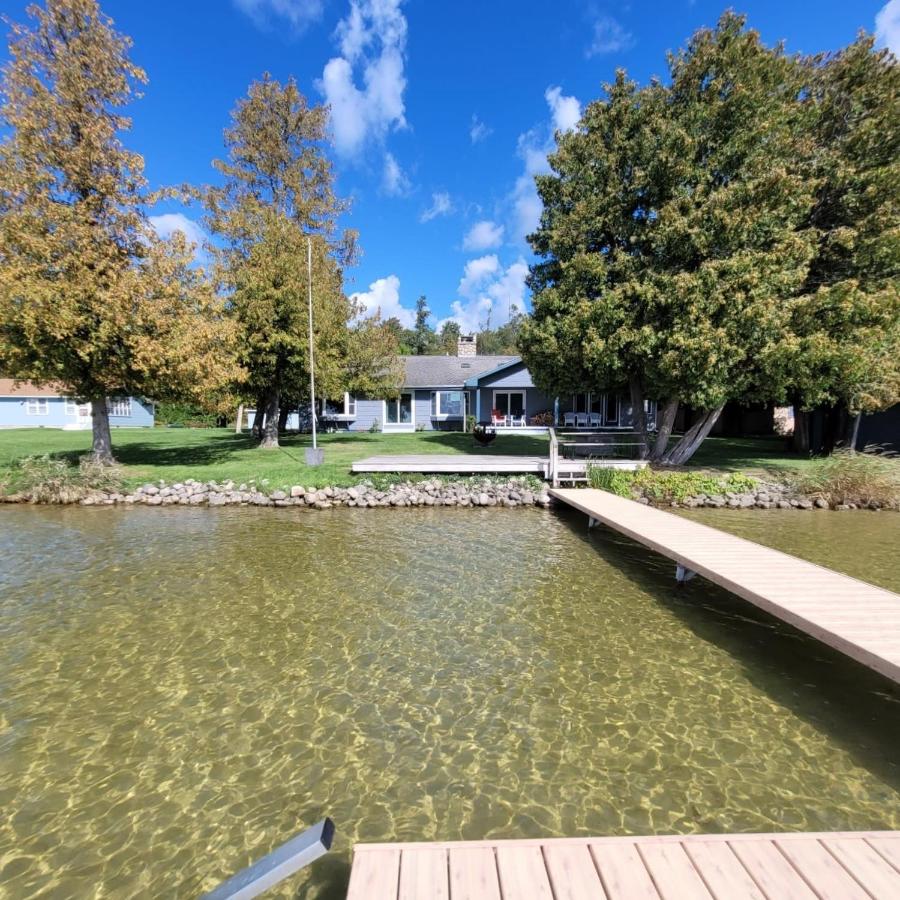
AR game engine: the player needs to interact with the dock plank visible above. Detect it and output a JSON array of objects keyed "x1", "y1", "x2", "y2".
[
  {"x1": 543, "y1": 844, "x2": 608, "y2": 900},
  {"x1": 821, "y1": 838, "x2": 900, "y2": 899},
  {"x1": 495, "y1": 845, "x2": 554, "y2": 899},
  {"x1": 728, "y1": 840, "x2": 818, "y2": 900},
  {"x1": 775, "y1": 838, "x2": 870, "y2": 900},
  {"x1": 345, "y1": 848, "x2": 400, "y2": 900},
  {"x1": 589, "y1": 842, "x2": 660, "y2": 899},
  {"x1": 681, "y1": 841, "x2": 766, "y2": 900},
  {"x1": 399, "y1": 846, "x2": 448, "y2": 900},
  {"x1": 549, "y1": 488, "x2": 900, "y2": 683},
  {"x1": 448, "y1": 847, "x2": 501, "y2": 900},
  {"x1": 636, "y1": 843, "x2": 713, "y2": 900}
]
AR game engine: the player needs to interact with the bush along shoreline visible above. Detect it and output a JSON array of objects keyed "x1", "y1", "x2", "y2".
[{"x1": 588, "y1": 463, "x2": 898, "y2": 511}]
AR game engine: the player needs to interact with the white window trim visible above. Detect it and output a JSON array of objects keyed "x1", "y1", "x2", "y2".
[
  {"x1": 344, "y1": 392, "x2": 356, "y2": 417},
  {"x1": 107, "y1": 397, "x2": 132, "y2": 417},
  {"x1": 382, "y1": 392, "x2": 415, "y2": 431},
  {"x1": 430, "y1": 390, "x2": 466, "y2": 418},
  {"x1": 64, "y1": 399, "x2": 78, "y2": 416},
  {"x1": 25, "y1": 398, "x2": 49, "y2": 416}
]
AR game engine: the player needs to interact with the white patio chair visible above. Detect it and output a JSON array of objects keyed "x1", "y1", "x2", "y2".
[
  {"x1": 575, "y1": 412, "x2": 589, "y2": 429},
  {"x1": 514, "y1": 413, "x2": 528, "y2": 427},
  {"x1": 589, "y1": 412, "x2": 602, "y2": 428},
  {"x1": 563, "y1": 411, "x2": 577, "y2": 428}
]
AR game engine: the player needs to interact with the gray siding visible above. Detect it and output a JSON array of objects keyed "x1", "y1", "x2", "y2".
[
  {"x1": 478, "y1": 361, "x2": 536, "y2": 389},
  {"x1": 349, "y1": 398, "x2": 383, "y2": 432}
]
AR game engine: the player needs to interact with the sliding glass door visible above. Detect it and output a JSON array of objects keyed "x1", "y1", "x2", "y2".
[
  {"x1": 493, "y1": 391, "x2": 525, "y2": 419},
  {"x1": 383, "y1": 392, "x2": 414, "y2": 430}
]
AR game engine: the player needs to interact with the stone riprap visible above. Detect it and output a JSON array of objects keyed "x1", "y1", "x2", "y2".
[{"x1": 75, "y1": 477, "x2": 552, "y2": 510}]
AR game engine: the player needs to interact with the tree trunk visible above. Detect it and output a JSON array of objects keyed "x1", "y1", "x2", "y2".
[
  {"x1": 628, "y1": 375, "x2": 649, "y2": 459},
  {"x1": 277, "y1": 405, "x2": 290, "y2": 434},
  {"x1": 235, "y1": 403, "x2": 244, "y2": 434},
  {"x1": 251, "y1": 398, "x2": 264, "y2": 437},
  {"x1": 850, "y1": 411, "x2": 862, "y2": 451},
  {"x1": 90, "y1": 398, "x2": 114, "y2": 464},
  {"x1": 661, "y1": 404, "x2": 725, "y2": 466},
  {"x1": 259, "y1": 389, "x2": 280, "y2": 448},
  {"x1": 649, "y1": 398, "x2": 679, "y2": 460},
  {"x1": 792, "y1": 403, "x2": 810, "y2": 454}
]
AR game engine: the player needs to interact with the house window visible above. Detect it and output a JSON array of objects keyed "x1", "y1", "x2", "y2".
[
  {"x1": 431, "y1": 390, "x2": 465, "y2": 417},
  {"x1": 26, "y1": 399, "x2": 49, "y2": 416},
  {"x1": 345, "y1": 393, "x2": 356, "y2": 416},
  {"x1": 385, "y1": 393, "x2": 413, "y2": 425},
  {"x1": 573, "y1": 392, "x2": 589, "y2": 414},
  {"x1": 65, "y1": 399, "x2": 78, "y2": 416},
  {"x1": 107, "y1": 397, "x2": 132, "y2": 417}
]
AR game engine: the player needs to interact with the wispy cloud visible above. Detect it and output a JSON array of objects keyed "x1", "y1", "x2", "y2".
[
  {"x1": 382, "y1": 152, "x2": 411, "y2": 196},
  {"x1": 470, "y1": 114, "x2": 492, "y2": 144},
  {"x1": 507, "y1": 85, "x2": 581, "y2": 242},
  {"x1": 876, "y1": 1, "x2": 900, "y2": 55},
  {"x1": 351, "y1": 274, "x2": 415, "y2": 327},
  {"x1": 149, "y1": 213, "x2": 209, "y2": 266},
  {"x1": 318, "y1": 0, "x2": 408, "y2": 157},
  {"x1": 585, "y1": 14, "x2": 634, "y2": 57},
  {"x1": 463, "y1": 220, "x2": 504, "y2": 251},
  {"x1": 419, "y1": 191, "x2": 453, "y2": 223},
  {"x1": 545, "y1": 86, "x2": 581, "y2": 133},
  {"x1": 233, "y1": 0, "x2": 324, "y2": 33}
]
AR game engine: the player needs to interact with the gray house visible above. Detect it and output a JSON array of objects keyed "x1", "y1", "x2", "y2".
[{"x1": 327, "y1": 336, "x2": 651, "y2": 433}]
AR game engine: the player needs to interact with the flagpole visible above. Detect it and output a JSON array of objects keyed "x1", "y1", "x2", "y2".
[{"x1": 306, "y1": 236, "x2": 320, "y2": 463}]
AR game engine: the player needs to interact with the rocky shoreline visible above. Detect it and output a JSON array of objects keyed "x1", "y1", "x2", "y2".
[
  {"x1": 75, "y1": 477, "x2": 553, "y2": 509},
  {"x1": 2, "y1": 475, "x2": 891, "y2": 511}
]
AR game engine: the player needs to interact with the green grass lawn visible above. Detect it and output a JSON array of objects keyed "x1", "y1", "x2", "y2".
[
  {"x1": 0, "y1": 427, "x2": 550, "y2": 490},
  {"x1": 685, "y1": 435, "x2": 813, "y2": 475},
  {"x1": 0, "y1": 428, "x2": 811, "y2": 493}
]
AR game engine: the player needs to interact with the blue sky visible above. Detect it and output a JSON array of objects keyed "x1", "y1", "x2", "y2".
[{"x1": 2, "y1": 0, "x2": 898, "y2": 333}]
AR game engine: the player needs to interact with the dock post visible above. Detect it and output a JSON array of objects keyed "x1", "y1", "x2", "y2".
[
  {"x1": 675, "y1": 564, "x2": 696, "y2": 584},
  {"x1": 588, "y1": 516, "x2": 599, "y2": 529}
]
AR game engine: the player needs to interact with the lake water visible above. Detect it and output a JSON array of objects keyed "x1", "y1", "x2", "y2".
[{"x1": 1, "y1": 505, "x2": 898, "y2": 898}]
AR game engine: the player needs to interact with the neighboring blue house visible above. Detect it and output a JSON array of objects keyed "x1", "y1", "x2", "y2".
[{"x1": 0, "y1": 380, "x2": 155, "y2": 429}]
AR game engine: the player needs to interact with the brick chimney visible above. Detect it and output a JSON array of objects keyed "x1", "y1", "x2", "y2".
[{"x1": 457, "y1": 334, "x2": 477, "y2": 357}]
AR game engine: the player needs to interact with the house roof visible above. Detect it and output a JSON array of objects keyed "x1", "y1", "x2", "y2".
[
  {"x1": 463, "y1": 356, "x2": 523, "y2": 387},
  {"x1": 400, "y1": 355, "x2": 518, "y2": 388},
  {"x1": 0, "y1": 379, "x2": 67, "y2": 398}
]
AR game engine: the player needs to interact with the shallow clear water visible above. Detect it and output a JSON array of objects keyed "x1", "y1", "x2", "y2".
[{"x1": 0, "y1": 506, "x2": 898, "y2": 898}]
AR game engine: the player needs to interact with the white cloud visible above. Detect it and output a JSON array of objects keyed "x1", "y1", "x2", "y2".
[
  {"x1": 585, "y1": 14, "x2": 634, "y2": 57},
  {"x1": 419, "y1": 191, "x2": 453, "y2": 222},
  {"x1": 149, "y1": 213, "x2": 207, "y2": 248},
  {"x1": 544, "y1": 86, "x2": 581, "y2": 133},
  {"x1": 876, "y1": 1, "x2": 900, "y2": 55},
  {"x1": 438, "y1": 255, "x2": 529, "y2": 333},
  {"x1": 233, "y1": 0, "x2": 323, "y2": 32},
  {"x1": 463, "y1": 220, "x2": 504, "y2": 251},
  {"x1": 382, "y1": 152, "x2": 411, "y2": 196},
  {"x1": 506, "y1": 86, "x2": 580, "y2": 243},
  {"x1": 458, "y1": 254, "x2": 500, "y2": 295},
  {"x1": 318, "y1": 0, "x2": 408, "y2": 157},
  {"x1": 351, "y1": 274, "x2": 415, "y2": 327},
  {"x1": 470, "y1": 114, "x2": 492, "y2": 144}
]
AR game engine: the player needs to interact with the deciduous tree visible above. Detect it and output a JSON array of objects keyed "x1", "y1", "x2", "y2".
[{"x1": 205, "y1": 75, "x2": 388, "y2": 448}]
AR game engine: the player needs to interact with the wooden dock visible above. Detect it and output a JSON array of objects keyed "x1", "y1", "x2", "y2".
[
  {"x1": 346, "y1": 830, "x2": 900, "y2": 899},
  {"x1": 550, "y1": 488, "x2": 900, "y2": 684},
  {"x1": 351, "y1": 454, "x2": 548, "y2": 474},
  {"x1": 351, "y1": 454, "x2": 644, "y2": 477}
]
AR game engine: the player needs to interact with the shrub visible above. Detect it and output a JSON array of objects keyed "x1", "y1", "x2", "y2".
[
  {"x1": 588, "y1": 466, "x2": 757, "y2": 502},
  {"x1": 155, "y1": 401, "x2": 217, "y2": 428},
  {"x1": 791, "y1": 447, "x2": 900, "y2": 509},
  {"x1": 531, "y1": 410, "x2": 555, "y2": 427},
  {"x1": 2, "y1": 455, "x2": 124, "y2": 503},
  {"x1": 368, "y1": 420, "x2": 380, "y2": 433}
]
